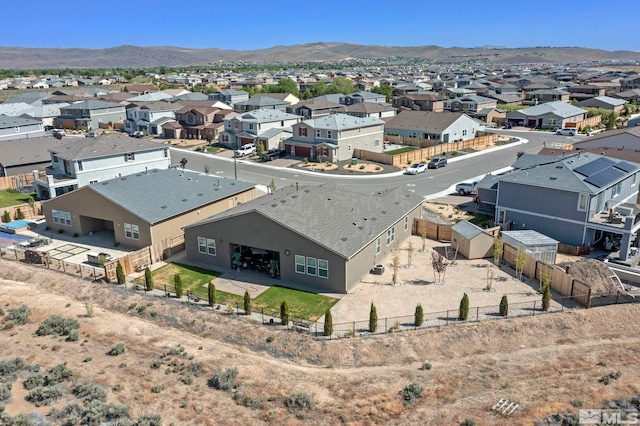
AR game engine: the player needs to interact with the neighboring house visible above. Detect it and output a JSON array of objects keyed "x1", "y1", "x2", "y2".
[
  {"x1": 343, "y1": 102, "x2": 397, "y2": 119},
  {"x1": 342, "y1": 91, "x2": 387, "y2": 105},
  {"x1": 571, "y1": 126, "x2": 640, "y2": 150},
  {"x1": 286, "y1": 99, "x2": 345, "y2": 119},
  {"x1": 183, "y1": 184, "x2": 423, "y2": 294},
  {"x1": 524, "y1": 89, "x2": 570, "y2": 105},
  {"x1": 621, "y1": 74, "x2": 640, "y2": 90},
  {"x1": 576, "y1": 96, "x2": 627, "y2": 113},
  {"x1": 614, "y1": 89, "x2": 640, "y2": 102},
  {"x1": 442, "y1": 87, "x2": 476, "y2": 98},
  {"x1": 567, "y1": 84, "x2": 606, "y2": 101},
  {"x1": 490, "y1": 153, "x2": 640, "y2": 261},
  {"x1": 125, "y1": 102, "x2": 181, "y2": 135},
  {"x1": 122, "y1": 84, "x2": 156, "y2": 95},
  {"x1": 486, "y1": 92, "x2": 523, "y2": 105},
  {"x1": 233, "y1": 96, "x2": 291, "y2": 113},
  {"x1": 33, "y1": 135, "x2": 171, "y2": 200},
  {"x1": 126, "y1": 92, "x2": 173, "y2": 103},
  {"x1": 391, "y1": 94, "x2": 445, "y2": 112},
  {"x1": 209, "y1": 90, "x2": 249, "y2": 106},
  {"x1": 43, "y1": 169, "x2": 256, "y2": 262},
  {"x1": 384, "y1": 111, "x2": 484, "y2": 142},
  {"x1": 285, "y1": 113, "x2": 384, "y2": 162},
  {"x1": 444, "y1": 95, "x2": 497, "y2": 113},
  {"x1": 629, "y1": 116, "x2": 640, "y2": 128},
  {"x1": 506, "y1": 101, "x2": 587, "y2": 129},
  {"x1": 220, "y1": 109, "x2": 301, "y2": 148},
  {"x1": 0, "y1": 114, "x2": 45, "y2": 141},
  {"x1": 473, "y1": 107, "x2": 506, "y2": 127},
  {"x1": 53, "y1": 100, "x2": 126, "y2": 130},
  {"x1": 251, "y1": 92, "x2": 300, "y2": 105},
  {"x1": 0, "y1": 137, "x2": 66, "y2": 177},
  {"x1": 173, "y1": 106, "x2": 231, "y2": 140}
]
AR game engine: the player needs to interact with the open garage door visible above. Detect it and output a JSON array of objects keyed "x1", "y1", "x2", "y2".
[{"x1": 231, "y1": 244, "x2": 280, "y2": 278}]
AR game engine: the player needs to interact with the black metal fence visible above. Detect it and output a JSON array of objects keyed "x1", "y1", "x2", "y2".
[{"x1": 0, "y1": 246, "x2": 105, "y2": 281}]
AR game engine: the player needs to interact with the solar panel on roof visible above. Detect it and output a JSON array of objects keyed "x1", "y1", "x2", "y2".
[
  {"x1": 584, "y1": 167, "x2": 625, "y2": 188},
  {"x1": 614, "y1": 161, "x2": 638, "y2": 173},
  {"x1": 573, "y1": 157, "x2": 616, "y2": 177}
]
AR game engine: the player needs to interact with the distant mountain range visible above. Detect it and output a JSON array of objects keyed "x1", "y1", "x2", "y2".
[{"x1": 0, "y1": 42, "x2": 639, "y2": 69}]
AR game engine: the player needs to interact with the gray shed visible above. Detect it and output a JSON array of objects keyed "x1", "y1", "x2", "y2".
[
  {"x1": 501, "y1": 230, "x2": 559, "y2": 264},
  {"x1": 451, "y1": 220, "x2": 496, "y2": 260}
]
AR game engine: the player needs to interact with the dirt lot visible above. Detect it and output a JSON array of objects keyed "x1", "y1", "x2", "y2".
[{"x1": 1, "y1": 261, "x2": 639, "y2": 426}]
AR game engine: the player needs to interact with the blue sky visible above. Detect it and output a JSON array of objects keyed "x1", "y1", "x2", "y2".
[{"x1": 5, "y1": 0, "x2": 639, "y2": 52}]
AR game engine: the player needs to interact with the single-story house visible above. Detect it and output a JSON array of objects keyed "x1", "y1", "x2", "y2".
[
  {"x1": 0, "y1": 137, "x2": 66, "y2": 177},
  {"x1": 506, "y1": 101, "x2": 587, "y2": 129},
  {"x1": 0, "y1": 114, "x2": 45, "y2": 141},
  {"x1": 576, "y1": 96, "x2": 626, "y2": 113},
  {"x1": 183, "y1": 184, "x2": 424, "y2": 293},
  {"x1": 384, "y1": 111, "x2": 484, "y2": 142},
  {"x1": 43, "y1": 169, "x2": 257, "y2": 262}
]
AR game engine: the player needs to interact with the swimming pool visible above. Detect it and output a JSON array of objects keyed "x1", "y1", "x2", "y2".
[
  {"x1": 0, "y1": 220, "x2": 37, "y2": 234},
  {"x1": 0, "y1": 231, "x2": 32, "y2": 248}
]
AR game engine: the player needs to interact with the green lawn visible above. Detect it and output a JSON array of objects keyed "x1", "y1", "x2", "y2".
[
  {"x1": 134, "y1": 263, "x2": 338, "y2": 321},
  {"x1": 253, "y1": 286, "x2": 338, "y2": 321},
  {"x1": 0, "y1": 190, "x2": 36, "y2": 209},
  {"x1": 384, "y1": 146, "x2": 416, "y2": 156}
]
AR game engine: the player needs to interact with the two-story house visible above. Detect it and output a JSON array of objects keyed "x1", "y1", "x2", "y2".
[
  {"x1": 53, "y1": 100, "x2": 126, "y2": 130},
  {"x1": 384, "y1": 111, "x2": 484, "y2": 143},
  {"x1": 124, "y1": 102, "x2": 182, "y2": 135},
  {"x1": 33, "y1": 135, "x2": 171, "y2": 199},
  {"x1": 567, "y1": 84, "x2": 606, "y2": 102},
  {"x1": 286, "y1": 99, "x2": 345, "y2": 119},
  {"x1": 576, "y1": 96, "x2": 627, "y2": 114},
  {"x1": 284, "y1": 113, "x2": 384, "y2": 162},
  {"x1": 208, "y1": 89, "x2": 249, "y2": 107},
  {"x1": 444, "y1": 95, "x2": 497, "y2": 113},
  {"x1": 392, "y1": 94, "x2": 445, "y2": 112},
  {"x1": 524, "y1": 89, "x2": 570, "y2": 105},
  {"x1": 219, "y1": 109, "x2": 302, "y2": 148},
  {"x1": 233, "y1": 96, "x2": 291, "y2": 113},
  {"x1": 342, "y1": 91, "x2": 387, "y2": 105},
  {"x1": 0, "y1": 114, "x2": 45, "y2": 141},
  {"x1": 486, "y1": 153, "x2": 640, "y2": 262},
  {"x1": 343, "y1": 102, "x2": 397, "y2": 119},
  {"x1": 173, "y1": 106, "x2": 229, "y2": 140}
]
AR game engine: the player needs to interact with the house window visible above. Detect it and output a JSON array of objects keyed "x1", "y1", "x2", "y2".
[
  {"x1": 89, "y1": 180, "x2": 98, "y2": 184},
  {"x1": 404, "y1": 217, "x2": 409, "y2": 231},
  {"x1": 318, "y1": 259, "x2": 328, "y2": 278},
  {"x1": 578, "y1": 194, "x2": 588, "y2": 211},
  {"x1": 613, "y1": 182, "x2": 622, "y2": 197},
  {"x1": 124, "y1": 153, "x2": 135, "y2": 162},
  {"x1": 295, "y1": 255, "x2": 305, "y2": 274},
  {"x1": 462, "y1": 129, "x2": 467, "y2": 136},
  {"x1": 53, "y1": 155, "x2": 59, "y2": 163},
  {"x1": 497, "y1": 209, "x2": 506, "y2": 224},
  {"x1": 374, "y1": 139, "x2": 380, "y2": 147},
  {"x1": 306, "y1": 257, "x2": 317, "y2": 276},
  {"x1": 124, "y1": 223, "x2": 140, "y2": 240},
  {"x1": 632, "y1": 173, "x2": 637, "y2": 186},
  {"x1": 164, "y1": 149, "x2": 168, "y2": 158},
  {"x1": 52, "y1": 210, "x2": 72, "y2": 226},
  {"x1": 548, "y1": 118, "x2": 557, "y2": 125},
  {"x1": 347, "y1": 144, "x2": 352, "y2": 152},
  {"x1": 316, "y1": 129, "x2": 321, "y2": 137},
  {"x1": 197, "y1": 237, "x2": 216, "y2": 255},
  {"x1": 327, "y1": 130, "x2": 332, "y2": 139},
  {"x1": 358, "y1": 128, "x2": 362, "y2": 133},
  {"x1": 298, "y1": 127, "x2": 307, "y2": 137},
  {"x1": 77, "y1": 161, "x2": 83, "y2": 171},
  {"x1": 386, "y1": 227, "x2": 395, "y2": 246},
  {"x1": 376, "y1": 237, "x2": 381, "y2": 254}
]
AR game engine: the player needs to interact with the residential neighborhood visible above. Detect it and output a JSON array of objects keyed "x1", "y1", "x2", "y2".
[{"x1": 1, "y1": 39, "x2": 640, "y2": 426}]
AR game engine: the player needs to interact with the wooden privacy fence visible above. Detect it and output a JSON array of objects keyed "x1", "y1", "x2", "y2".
[
  {"x1": 558, "y1": 243, "x2": 590, "y2": 256},
  {"x1": 413, "y1": 218, "x2": 452, "y2": 242},
  {"x1": 564, "y1": 115, "x2": 602, "y2": 130},
  {"x1": 104, "y1": 246, "x2": 152, "y2": 282},
  {"x1": 355, "y1": 133, "x2": 499, "y2": 167},
  {"x1": 0, "y1": 171, "x2": 45, "y2": 191},
  {"x1": 0, "y1": 201, "x2": 43, "y2": 221}
]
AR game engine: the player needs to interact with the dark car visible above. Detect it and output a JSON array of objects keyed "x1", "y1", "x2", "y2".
[
  {"x1": 428, "y1": 157, "x2": 447, "y2": 169},
  {"x1": 262, "y1": 149, "x2": 287, "y2": 161}
]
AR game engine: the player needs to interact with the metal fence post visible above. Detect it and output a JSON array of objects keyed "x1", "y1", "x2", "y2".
[
  {"x1": 616, "y1": 292, "x2": 620, "y2": 305},
  {"x1": 446, "y1": 310, "x2": 449, "y2": 325},
  {"x1": 476, "y1": 306, "x2": 479, "y2": 322},
  {"x1": 385, "y1": 317, "x2": 388, "y2": 333},
  {"x1": 533, "y1": 301, "x2": 536, "y2": 316},
  {"x1": 236, "y1": 302, "x2": 239, "y2": 315},
  {"x1": 261, "y1": 308, "x2": 264, "y2": 324}
]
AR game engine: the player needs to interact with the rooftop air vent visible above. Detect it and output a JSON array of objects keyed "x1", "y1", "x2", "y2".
[
  {"x1": 271, "y1": 204, "x2": 278, "y2": 207},
  {"x1": 341, "y1": 237, "x2": 348, "y2": 242},
  {"x1": 549, "y1": 177, "x2": 557, "y2": 180},
  {"x1": 198, "y1": 193, "x2": 204, "y2": 196},
  {"x1": 556, "y1": 165, "x2": 563, "y2": 169},
  {"x1": 280, "y1": 200, "x2": 286, "y2": 204},
  {"x1": 358, "y1": 226, "x2": 365, "y2": 230},
  {"x1": 160, "y1": 205, "x2": 167, "y2": 209},
  {"x1": 182, "y1": 198, "x2": 188, "y2": 202},
  {"x1": 121, "y1": 177, "x2": 127, "y2": 180},
  {"x1": 381, "y1": 210, "x2": 387, "y2": 214}
]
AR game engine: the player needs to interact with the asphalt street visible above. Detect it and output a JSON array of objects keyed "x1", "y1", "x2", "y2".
[{"x1": 171, "y1": 129, "x2": 586, "y2": 197}]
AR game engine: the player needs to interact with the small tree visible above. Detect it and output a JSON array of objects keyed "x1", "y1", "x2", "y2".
[
  {"x1": 493, "y1": 236, "x2": 503, "y2": 266},
  {"x1": 269, "y1": 179, "x2": 276, "y2": 193},
  {"x1": 540, "y1": 268, "x2": 552, "y2": 293},
  {"x1": 243, "y1": 291, "x2": 252, "y2": 315},
  {"x1": 116, "y1": 262, "x2": 125, "y2": 285},
  {"x1": 458, "y1": 293, "x2": 469, "y2": 321},
  {"x1": 431, "y1": 251, "x2": 449, "y2": 284},
  {"x1": 144, "y1": 267, "x2": 153, "y2": 292},
  {"x1": 368, "y1": 303, "x2": 378, "y2": 333},
  {"x1": 542, "y1": 284, "x2": 551, "y2": 311},
  {"x1": 256, "y1": 143, "x2": 265, "y2": 157},
  {"x1": 323, "y1": 309, "x2": 333, "y2": 337},
  {"x1": 2, "y1": 210, "x2": 11, "y2": 223},
  {"x1": 174, "y1": 274, "x2": 183, "y2": 299},
  {"x1": 14, "y1": 207, "x2": 24, "y2": 220},
  {"x1": 414, "y1": 304, "x2": 424, "y2": 327},
  {"x1": 391, "y1": 253, "x2": 401, "y2": 285},
  {"x1": 208, "y1": 282, "x2": 216, "y2": 307},
  {"x1": 420, "y1": 230, "x2": 427, "y2": 252},
  {"x1": 280, "y1": 300, "x2": 289, "y2": 325},
  {"x1": 499, "y1": 295, "x2": 508, "y2": 317},
  {"x1": 28, "y1": 196, "x2": 36, "y2": 216},
  {"x1": 406, "y1": 240, "x2": 414, "y2": 267},
  {"x1": 515, "y1": 245, "x2": 527, "y2": 280}
]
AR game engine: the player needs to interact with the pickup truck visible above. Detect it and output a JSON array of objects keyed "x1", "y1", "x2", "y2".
[
  {"x1": 261, "y1": 148, "x2": 286, "y2": 161},
  {"x1": 455, "y1": 181, "x2": 478, "y2": 195}
]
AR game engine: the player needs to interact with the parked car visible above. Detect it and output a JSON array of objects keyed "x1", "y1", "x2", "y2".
[
  {"x1": 52, "y1": 129, "x2": 66, "y2": 136},
  {"x1": 234, "y1": 144, "x2": 256, "y2": 157},
  {"x1": 428, "y1": 157, "x2": 447, "y2": 169},
  {"x1": 130, "y1": 131, "x2": 144, "y2": 138},
  {"x1": 404, "y1": 163, "x2": 427, "y2": 175},
  {"x1": 555, "y1": 128, "x2": 576, "y2": 136},
  {"x1": 261, "y1": 148, "x2": 286, "y2": 161},
  {"x1": 455, "y1": 181, "x2": 479, "y2": 195},
  {"x1": 85, "y1": 131, "x2": 98, "y2": 138}
]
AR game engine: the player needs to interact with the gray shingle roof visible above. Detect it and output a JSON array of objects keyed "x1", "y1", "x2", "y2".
[
  {"x1": 384, "y1": 110, "x2": 467, "y2": 132},
  {"x1": 89, "y1": 169, "x2": 255, "y2": 224},
  {"x1": 186, "y1": 184, "x2": 424, "y2": 259},
  {"x1": 514, "y1": 101, "x2": 586, "y2": 118},
  {"x1": 451, "y1": 220, "x2": 487, "y2": 240},
  {"x1": 49, "y1": 135, "x2": 165, "y2": 160},
  {"x1": 0, "y1": 137, "x2": 67, "y2": 167},
  {"x1": 303, "y1": 113, "x2": 383, "y2": 130},
  {"x1": 61, "y1": 100, "x2": 124, "y2": 111},
  {"x1": 0, "y1": 114, "x2": 42, "y2": 128},
  {"x1": 237, "y1": 109, "x2": 300, "y2": 123}
]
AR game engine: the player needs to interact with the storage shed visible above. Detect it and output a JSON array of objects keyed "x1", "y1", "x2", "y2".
[
  {"x1": 501, "y1": 230, "x2": 559, "y2": 264},
  {"x1": 451, "y1": 220, "x2": 496, "y2": 260}
]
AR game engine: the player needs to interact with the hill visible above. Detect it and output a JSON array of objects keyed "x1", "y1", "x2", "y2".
[
  {"x1": 1, "y1": 260, "x2": 639, "y2": 425},
  {"x1": 0, "y1": 42, "x2": 639, "y2": 68}
]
